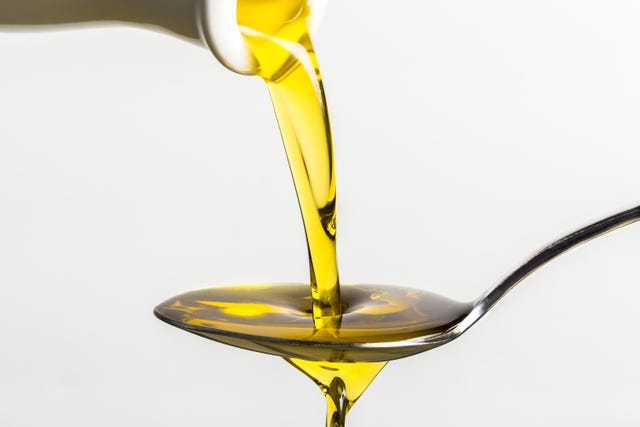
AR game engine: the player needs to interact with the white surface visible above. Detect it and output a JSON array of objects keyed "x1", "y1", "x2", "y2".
[{"x1": 1, "y1": 1, "x2": 640, "y2": 426}]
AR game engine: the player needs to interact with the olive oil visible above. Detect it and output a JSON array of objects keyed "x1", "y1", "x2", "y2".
[
  {"x1": 156, "y1": 2, "x2": 473, "y2": 426},
  {"x1": 4, "y1": 0, "x2": 465, "y2": 424},
  {"x1": 287, "y1": 359, "x2": 387, "y2": 427}
]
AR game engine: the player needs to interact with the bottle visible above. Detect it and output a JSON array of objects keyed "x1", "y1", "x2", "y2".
[{"x1": 0, "y1": 0, "x2": 325, "y2": 76}]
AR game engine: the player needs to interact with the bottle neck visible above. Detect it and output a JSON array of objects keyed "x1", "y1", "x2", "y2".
[{"x1": 0, "y1": 0, "x2": 202, "y2": 42}]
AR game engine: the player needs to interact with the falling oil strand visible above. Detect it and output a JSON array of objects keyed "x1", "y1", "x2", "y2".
[
  {"x1": 288, "y1": 359, "x2": 387, "y2": 427},
  {"x1": 234, "y1": 3, "x2": 388, "y2": 422},
  {"x1": 236, "y1": 0, "x2": 341, "y2": 329}
]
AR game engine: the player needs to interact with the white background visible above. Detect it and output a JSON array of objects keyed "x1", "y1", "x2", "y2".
[{"x1": 1, "y1": 1, "x2": 640, "y2": 426}]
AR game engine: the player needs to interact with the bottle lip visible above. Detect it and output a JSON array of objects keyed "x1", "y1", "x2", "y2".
[
  {"x1": 197, "y1": 0, "x2": 258, "y2": 76},
  {"x1": 197, "y1": 0, "x2": 328, "y2": 76}
]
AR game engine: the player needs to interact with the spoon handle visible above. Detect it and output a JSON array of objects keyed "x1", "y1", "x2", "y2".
[{"x1": 462, "y1": 205, "x2": 640, "y2": 333}]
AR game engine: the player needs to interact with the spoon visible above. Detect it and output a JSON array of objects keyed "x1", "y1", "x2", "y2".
[{"x1": 155, "y1": 204, "x2": 640, "y2": 362}]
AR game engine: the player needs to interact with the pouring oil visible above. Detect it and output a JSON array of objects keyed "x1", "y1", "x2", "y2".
[
  {"x1": 2, "y1": 0, "x2": 468, "y2": 423},
  {"x1": 158, "y1": 2, "x2": 473, "y2": 426}
]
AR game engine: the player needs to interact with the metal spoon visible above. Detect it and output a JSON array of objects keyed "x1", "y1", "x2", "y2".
[{"x1": 155, "y1": 205, "x2": 640, "y2": 362}]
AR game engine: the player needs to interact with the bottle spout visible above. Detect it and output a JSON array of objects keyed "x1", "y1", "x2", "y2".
[
  {"x1": 198, "y1": 0, "x2": 328, "y2": 76},
  {"x1": 197, "y1": 0, "x2": 258, "y2": 75}
]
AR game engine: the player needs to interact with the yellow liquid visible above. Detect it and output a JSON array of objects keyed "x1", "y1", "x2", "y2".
[
  {"x1": 150, "y1": 1, "x2": 464, "y2": 424},
  {"x1": 288, "y1": 359, "x2": 387, "y2": 427},
  {"x1": 234, "y1": 5, "x2": 397, "y2": 418},
  {"x1": 5, "y1": 0, "x2": 431, "y2": 424},
  {"x1": 142, "y1": 0, "x2": 468, "y2": 425},
  {"x1": 156, "y1": 2, "x2": 474, "y2": 424},
  {"x1": 5, "y1": 0, "x2": 460, "y2": 423}
]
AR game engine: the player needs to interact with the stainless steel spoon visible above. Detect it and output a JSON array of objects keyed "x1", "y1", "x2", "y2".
[{"x1": 155, "y1": 205, "x2": 640, "y2": 362}]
